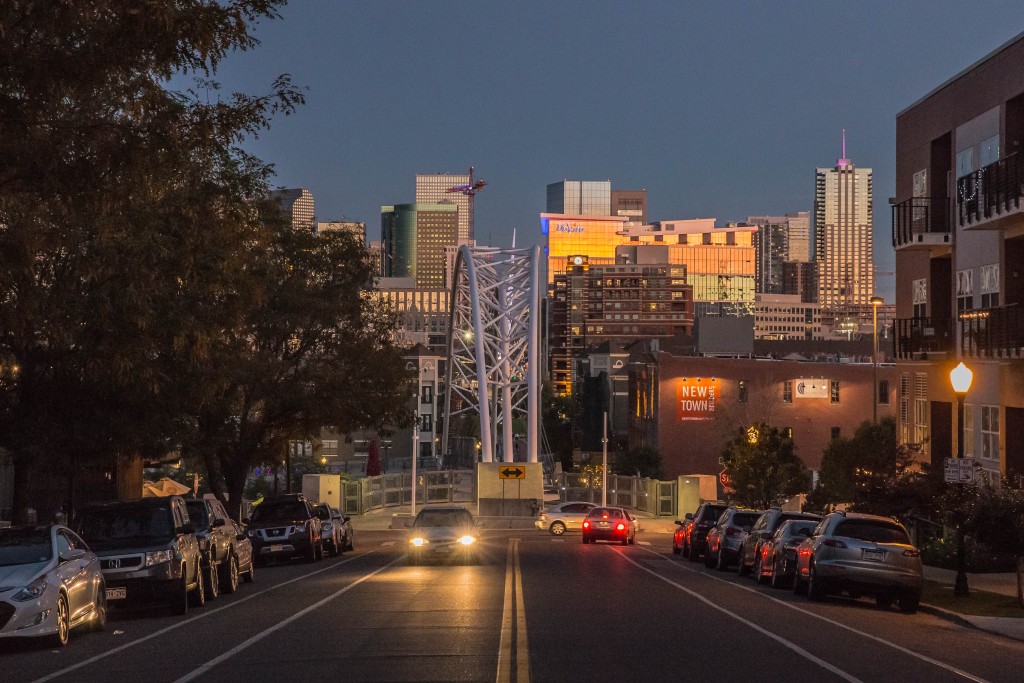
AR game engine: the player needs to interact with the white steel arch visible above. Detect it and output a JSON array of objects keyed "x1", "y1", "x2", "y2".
[{"x1": 442, "y1": 245, "x2": 541, "y2": 463}]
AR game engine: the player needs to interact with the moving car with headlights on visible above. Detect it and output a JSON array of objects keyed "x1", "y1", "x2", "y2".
[
  {"x1": 755, "y1": 518, "x2": 817, "y2": 588},
  {"x1": 536, "y1": 501, "x2": 597, "y2": 536},
  {"x1": 0, "y1": 525, "x2": 106, "y2": 646},
  {"x1": 581, "y1": 507, "x2": 636, "y2": 546},
  {"x1": 792, "y1": 511, "x2": 923, "y2": 613},
  {"x1": 75, "y1": 496, "x2": 204, "y2": 615},
  {"x1": 245, "y1": 494, "x2": 323, "y2": 564},
  {"x1": 406, "y1": 506, "x2": 479, "y2": 565}
]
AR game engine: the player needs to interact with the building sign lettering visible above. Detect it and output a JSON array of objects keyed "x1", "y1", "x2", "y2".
[
  {"x1": 555, "y1": 222, "x2": 585, "y2": 233},
  {"x1": 676, "y1": 377, "x2": 719, "y2": 421}
]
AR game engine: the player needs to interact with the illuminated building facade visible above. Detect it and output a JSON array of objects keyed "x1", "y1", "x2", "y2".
[
  {"x1": 271, "y1": 188, "x2": 315, "y2": 230},
  {"x1": 416, "y1": 172, "x2": 472, "y2": 241},
  {"x1": 317, "y1": 221, "x2": 366, "y2": 243},
  {"x1": 374, "y1": 277, "x2": 451, "y2": 354},
  {"x1": 381, "y1": 203, "x2": 458, "y2": 289},
  {"x1": 815, "y1": 149, "x2": 874, "y2": 310},
  {"x1": 748, "y1": 212, "x2": 811, "y2": 294}
]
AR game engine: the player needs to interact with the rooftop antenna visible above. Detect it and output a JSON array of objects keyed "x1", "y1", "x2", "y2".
[
  {"x1": 838, "y1": 129, "x2": 850, "y2": 167},
  {"x1": 512, "y1": 228, "x2": 517, "y2": 249}
]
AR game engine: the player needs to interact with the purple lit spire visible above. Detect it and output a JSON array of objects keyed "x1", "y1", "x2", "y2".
[{"x1": 837, "y1": 129, "x2": 851, "y2": 167}]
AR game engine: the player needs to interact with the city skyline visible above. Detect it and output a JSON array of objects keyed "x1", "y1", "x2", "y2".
[{"x1": 205, "y1": 2, "x2": 1024, "y2": 301}]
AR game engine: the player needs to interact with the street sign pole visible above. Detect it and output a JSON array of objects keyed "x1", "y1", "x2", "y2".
[{"x1": 602, "y1": 412, "x2": 608, "y2": 507}]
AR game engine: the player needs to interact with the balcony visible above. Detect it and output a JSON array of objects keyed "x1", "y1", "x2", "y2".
[
  {"x1": 957, "y1": 152, "x2": 1024, "y2": 229},
  {"x1": 892, "y1": 197, "x2": 951, "y2": 250},
  {"x1": 960, "y1": 305, "x2": 1024, "y2": 359},
  {"x1": 894, "y1": 317, "x2": 951, "y2": 360}
]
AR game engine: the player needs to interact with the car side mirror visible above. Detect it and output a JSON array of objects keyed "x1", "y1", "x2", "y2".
[
  {"x1": 236, "y1": 533, "x2": 247, "y2": 542},
  {"x1": 684, "y1": 513, "x2": 693, "y2": 520},
  {"x1": 760, "y1": 531, "x2": 773, "y2": 539},
  {"x1": 59, "y1": 548, "x2": 86, "y2": 563},
  {"x1": 179, "y1": 523, "x2": 195, "y2": 535},
  {"x1": 674, "y1": 520, "x2": 683, "y2": 526},
  {"x1": 213, "y1": 518, "x2": 226, "y2": 528},
  {"x1": 344, "y1": 516, "x2": 351, "y2": 523}
]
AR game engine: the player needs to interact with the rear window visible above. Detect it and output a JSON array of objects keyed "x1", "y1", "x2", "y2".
[
  {"x1": 779, "y1": 521, "x2": 816, "y2": 538},
  {"x1": 834, "y1": 520, "x2": 910, "y2": 545},
  {"x1": 699, "y1": 506, "x2": 727, "y2": 521},
  {"x1": 731, "y1": 513, "x2": 760, "y2": 528},
  {"x1": 587, "y1": 508, "x2": 624, "y2": 519}
]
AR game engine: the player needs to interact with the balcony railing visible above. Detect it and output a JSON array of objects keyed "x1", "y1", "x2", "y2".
[
  {"x1": 892, "y1": 197, "x2": 951, "y2": 248},
  {"x1": 957, "y1": 152, "x2": 1024, "y2": 227},
  {"x1": 960, "y1": 305, "x2": 1024, "y2": 358},
  {"x1": 895, "y1": 317, "x2": 951, "y2": 360}
]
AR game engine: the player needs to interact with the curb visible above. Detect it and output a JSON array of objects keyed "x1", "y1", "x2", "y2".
[{"x1": 919, "y1": 603, "x2": 1024, "y2": 643}]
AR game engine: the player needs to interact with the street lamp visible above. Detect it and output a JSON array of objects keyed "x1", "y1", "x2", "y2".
[
  {"x1": 870, "y1": 296, "x2": 884, "y2": 424},
  {"x1": 950, "y1": 360, "x2": 973, "y2": 597},
  {"x1": 601, "y1": 412, "x2": 608, "y2": 507}
]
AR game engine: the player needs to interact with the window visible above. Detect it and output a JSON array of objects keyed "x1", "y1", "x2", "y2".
[
  {"x1": 421, "y1": 384, "x2": 433, "y2": 404},
  {"x1": 982, "y1": 405, "x2": 1000, "y2": 462},
  {"x1": 783, "y1": 380, "x2": 793, "y2": 403},
  {"x1": 830, "y1": 380, "x2": 840, "y2": 404},
  {"x1": 420, "y1": 413, "x2": 432, "y2": 432},
  {"x1": 783, "y1": 427, "x2": 793, "y2": 440},
  {"x1": 738, "y1": 380, "x2": 748, "y2": 404},
  {"x1": 914, "y1": 373, "x2": 928, "y2": 445},
  {"x1": 831, "y1": 427, "x2": 841, "y2": 440},
  {"x1": 878, "y1": 380, "x2": 889, "y2": 405},
  {"x1": 963, "y1": 403, "x2": 974, "y2": 458}
]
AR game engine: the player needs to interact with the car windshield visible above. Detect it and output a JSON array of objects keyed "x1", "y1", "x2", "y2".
[
  {"x1": 314, "y1": 506, "x2": 331, "y2": 520},
  {"x1": 251, "y1": 502, "x2": 308, "y2": 524},
  {"x1": 0, "y1": 527, "x2": 53, "y2": 567},
  {"x1": 835, "y1": 520, "x2": 911, "y2": 545},
  {"x1": 184, "y1": 502, "x2": 210, "y2": 531},
  {"x1": 413, "y1": 510, "x2": 473, "y2": 528},
  {"x1": 77, "y1": 507, "x2": 175, "y2": 550}
]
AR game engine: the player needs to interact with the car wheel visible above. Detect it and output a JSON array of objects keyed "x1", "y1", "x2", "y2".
[
  {"x1": 345, "y1": 534, "x2": 354, "y2": 552},
  {"x1": 242, "y1": 556, "x2": 256, "y2": 584},
  {"x1": 408, "y1": 553, "x2": 419, "y2": 566},
  {"x1": 581, "y1": 534, "x2": 589, "y2": 544},
  {"x1": 90, "y1": 585, "x2": 107, "y2": 633},
  {"x1": 672, "y1": 543, "x2": 682, "y2": 555},
  {"x1": 628, "y1": 534, "x2": 636, "y2": 545},
  {"x1": 305, "y1": 541, "x2": 317, "y2": 563},
  {"x1": 716, "y1": 549, "x2": 728, "y2": 571},
  {"x1": 738, "y1": 554, "x2": 750, "y2": 577},
  {"x1": 205, "y1": 561, "x2": 220, "y2": 600},
  {"x1": 46, "y1": 592, "x2": 70, "y2": 647},
  {"x1": 876, "y1": 594, "x2": 894, "y2": 610},
  {"x1": 807, "y1": 562, "x2": 825, "y2": 602},
  {"x1": 171, "y1": 572, "x2": 189, "y2": 615},
  {"x1": 771, "y1": 561, "x2": 785, "y2": 589},
  {"x1": 755, "y1": 558, "x2": 767, "y2": 585},
  {"x1": 620, "y1": 535, "x2": 628, "y2": 546},
  {"x1": 550, "y1": 521, "x2": 567, "y2": 536},
  {"x1": 189, "y1": 562, "x2": 206, "y2": 607},
  {"x1": 704, "y1": 548, "x2": 715, "y2": 568},
  {"x1": 688, "y1": 544, "x2": 700, "y2": 562},
  {"x1": 222, "y1": 554, "x2": 239, "y2": 594},
  {"x1": 898, "y1": 592, "x2": 920, "y2": 614},
  {"x1": 792, "y1": 568, "x2": 807, "y2": 596}
]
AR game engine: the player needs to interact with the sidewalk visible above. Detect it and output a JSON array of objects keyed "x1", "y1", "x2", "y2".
[{"x1": 920, "y1": 566, "x2": 1024, "y2": 641}]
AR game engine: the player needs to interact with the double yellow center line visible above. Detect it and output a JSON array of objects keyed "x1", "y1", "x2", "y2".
[{"x1": 496, "y1": 538, "x2": 530, "y2": 683}]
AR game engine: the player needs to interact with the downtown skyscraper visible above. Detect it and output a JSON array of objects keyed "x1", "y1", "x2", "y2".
[
  {"x1": 416, "y1": 171, "x2": 472, "y2": 242},
  {"x1": 814, "y1": 138, "x2": 874, "y2": 309}
]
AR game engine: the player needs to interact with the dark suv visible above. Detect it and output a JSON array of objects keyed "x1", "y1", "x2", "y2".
[
  {"x1": 684, "y1": 501, "x2": 729, "y2": 562},
  {"x1": 75, "y1": 496, "x2": 204, "y2": 615},
  {"x1": 704, "y1": 506, "x2": 762, "y2": 571},
  {"x1": 185, "y1": 497, "x2": 243, "y2": 598},
  {"x1": 245, "y1": 494, "x2": 323, "y2": 564},
  {"x1": 736, "y1": 508, "x2": 821, "y2": 578}
]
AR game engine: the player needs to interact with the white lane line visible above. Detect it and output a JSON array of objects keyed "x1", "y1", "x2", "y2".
[
  {"x1": 31, "y1": 552, "x2": 378, "y2": 683},
  {"x1": 638, "y1": 541, "x2": 652, "y2": 546},
  {"x1": 616, "y1": 551, "x2": 864, "y2": 683},
  {"x1": 639, "y1": 547, "x2": 990, "y2": 683},
  {"x1": 173, "y1": 557, "x2": 401, "y2": 683},
  {"x1": 381, "y1": 541, "x2": 396, "y2": 546}
]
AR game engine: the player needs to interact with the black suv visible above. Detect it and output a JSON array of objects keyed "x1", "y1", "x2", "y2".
[
  {"x1": 685, "y1": 501, "x2": 728, "y2": 562},
  {"x1": 245, "y1": 494, "x2": 323, "y2": 564},
  {"x1": 185, "y1": 497, "x2": 243, "y2": 598},
  {"x1": 736, "y1": 508, "x2": 821, "y2": 578},
  {"x1": 75, "y1": 496, "x2": 204, "y2": 615}
]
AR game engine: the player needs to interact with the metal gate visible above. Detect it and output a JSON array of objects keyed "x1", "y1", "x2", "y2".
[
  {"x1": 557, "y1": 472, "x2": 676, "y2": 516},
  {"x1": 341, "y1": 470, "x2": 475, "y2": 515}
]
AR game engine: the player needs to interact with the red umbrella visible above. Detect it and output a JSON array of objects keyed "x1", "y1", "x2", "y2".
[{"x1": 366, "y1": 439, "x2": 382, "y2": 477}]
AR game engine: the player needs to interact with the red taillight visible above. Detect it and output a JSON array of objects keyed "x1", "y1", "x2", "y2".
[
  {"x1": 601, "y1": 513, "x2": 609, "y2": 519},
  {"x1": 761, "y1": 545, "x2": 770, "y2": 558},
  {"x1": 822, "y1": 539, "x2": 847, "y2": 549},
  {"x1": 582, "y1": 521, "x2": 590, "y2": 530},
  {"x1": 903, "y1": 549, "x2": 920, "y2": 557},
  {"x1": 799, "y1": 547, "x2": 812, "y2": 557},
  {"x1": 725, "y1": 527, "x2": 741, "y2": 537},
  {"x1": 616, "y1": 522, "x2": 626, "y2": 531}
]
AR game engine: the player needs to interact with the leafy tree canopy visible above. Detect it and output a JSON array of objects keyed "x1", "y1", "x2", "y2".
[{"x1": 720, "y1": 422, "x2": 809, "y2": 510}]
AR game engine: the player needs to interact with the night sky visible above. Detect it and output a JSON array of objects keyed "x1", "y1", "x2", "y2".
[{"x1": 206, "y1": 1, "x2": 1024, "y2": 300}]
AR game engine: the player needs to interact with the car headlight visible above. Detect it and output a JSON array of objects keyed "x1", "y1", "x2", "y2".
[
  {"x1": 247, "y1": 530, "x2": 255, "y2": 538},
  {"x1": 410, "y1": 537, "x2": 427, "y2": 546},
  {"x1": 458, "y1": 535, "x2": 476, "y2": 546},
  {"x1": 145, "y1": 549, "x2": 175, "y2": 566},
  {"x1": 12, "y1": 576, "x2": 48, "y2": 602},
  {"x1": 293, "y1": 522, "x2": 306, "y2": 533}
]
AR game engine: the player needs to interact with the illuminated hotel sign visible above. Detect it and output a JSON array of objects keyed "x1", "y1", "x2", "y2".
[
  {"x1": 555, "y1": 222, "x2": 585, "y2": 233},
  {"x1": 676, "y1": 377, "x2": 719, "y2": 421}
]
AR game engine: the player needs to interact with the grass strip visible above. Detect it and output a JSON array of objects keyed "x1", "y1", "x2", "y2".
[{"x1": 922, "y1": 580, "x2": 1024, "y2": 618}]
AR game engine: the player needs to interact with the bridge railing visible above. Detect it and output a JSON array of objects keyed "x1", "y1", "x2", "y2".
[
  {"x1": 557, "y1": 472, "x2": 677, "y2": 516},
  {"x1": 342, "y1": 469, "x2": 476, "y2": 515}
]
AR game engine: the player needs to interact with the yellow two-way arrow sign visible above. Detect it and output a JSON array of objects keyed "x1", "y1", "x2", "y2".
[{"x1": 499, "y1": 466, "x2": 525, "y2": 479}]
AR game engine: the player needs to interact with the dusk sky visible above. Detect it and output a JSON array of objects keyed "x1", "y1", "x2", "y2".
[{"x1": 210, "y1": 1, "x2": 1024, "y2": 300}]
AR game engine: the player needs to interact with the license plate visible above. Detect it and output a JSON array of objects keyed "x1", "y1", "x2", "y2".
[
  {"x1": 270, "y1": 544, "x2": 284, "y2": 552},
  {"x1": 106, "y1": 587, "x2": 126, "y2": 600},
  {"x1": 863, "y1": 549, "x2": 885, "y2": 562},
  {"x1": 434, "y1": 545, "x2": 452, "y2": 553}
]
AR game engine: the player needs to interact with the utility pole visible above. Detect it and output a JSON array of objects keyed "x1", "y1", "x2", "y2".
[{"x1": 602, "y1": 412, "x2": 608, "y2": 507}]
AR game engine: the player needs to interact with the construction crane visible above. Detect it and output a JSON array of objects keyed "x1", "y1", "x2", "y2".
[{"x1": 446, "y1": 166, "x2": 487, "y2": 241}]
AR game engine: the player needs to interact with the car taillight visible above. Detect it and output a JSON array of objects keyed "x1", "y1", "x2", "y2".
[
  {"x1": 762, "y1": 545, "x2": 770, "y2": 558},
  {"x1": 822, "y1": 539, "x2": 847, "y2": 549},
  {"x1": 799, "y1": 547, "x2": 812, "y2": 557},
  {"x1": 903, "y1": 549, "x2": 920, "y2": 557},
  {"x1": 616, "y1": 522, "x2": 625, "y2": 531},
  {"x1": 725, "y1": 527, "x2": 741, "y2": 537},
  {"x1": 582, "y1": 521, "x2": 590, "y2": 530}
]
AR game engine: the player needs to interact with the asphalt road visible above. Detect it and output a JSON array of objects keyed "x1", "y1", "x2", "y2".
[{"x1": 4, "y1": 529, "x2": 1024, "y2": 682}]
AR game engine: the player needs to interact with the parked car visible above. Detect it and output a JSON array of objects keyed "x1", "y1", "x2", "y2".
[
  {"x1": 792, "y1": 511, "x2": 923, "y2": 613},
  {"x1": 245, "y1": 494, "x2": 323, "y2": 564},
  {"x1": 756, "y1": 519, "x2": 817, "y2": 588},
  {"x1": 406, "y1": 506, "x2": 479, "y2": 565},
  {"x1": 0, "y1": 525, "x2": 106, "y2": 646},
  {"x1": 684, "y1": 501, "x2": 729, "y2": 562},
  {"x1": 314, "y1": 503, "x2": 343, "y2": 556},
  {"x1": 228, "y1": 520, "x2": 256, "y2": 584},
  {"x1": 581, "y1": 507, "x2": 636, "y2": 546},
  {"x1": 75, "y1": 496, "x2": 204, "y2": 615},
  {"x1": 536, "y1": 501, "x2": 597, "y2": 535},
  {"x1": 331, "y1": 507, "x2": 354, "y2": 551},
  {"x1": 705, "y1": 507, "x2": 762, "y2": 571},
  {"x1": 672, "y1": 517, "x2": 693, "y2": 555},
  {"x1": 737, "y1": 508, "x2": 821, "y2": 577},
  {"x1": 185, "y1": 497, "x2": 240, "y2": 597}
]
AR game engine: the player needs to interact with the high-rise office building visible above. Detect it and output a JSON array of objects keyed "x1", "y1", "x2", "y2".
[
  {"x1": 748, "y1": 212, "x2": 811, "y2": 294},
  {"x1": 814, "y1": 143, "x2": 874, "y2": 310},
  {"x1": 546, "y1": 180, "x2": 612, "y2": 216},
  {"x1": 271, "y1": 188, "x2": 315, "y2": 230},
  {"x1": 381, "y1": 203, "x2": 458, "y2": 289},
  {"x1": 416, "y1": 172, "x2": 472, "y2": 242},
  {"x1": 610, "y1": 189, "x2": 648, "y2": 225},
  {"x1": 317, "y1": 221, "x2": 366, "y2": 243}
]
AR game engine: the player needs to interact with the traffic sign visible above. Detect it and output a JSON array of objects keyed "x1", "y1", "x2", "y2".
[
  {"x1": 944, "y1": 457, "x2": 975, "y2": 484},
  {"x1": 499, "y1": 466, "x2": 526, "y2": 479}
]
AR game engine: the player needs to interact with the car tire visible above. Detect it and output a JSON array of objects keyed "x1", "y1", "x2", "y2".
[
  {"x1": 628, "y1": 535, "x2": 636, "y2": 545},
  {"x1": 408, "y1": 553, "x2": 419, "y2": 566},
  {"x1": 90, "y1": 585, "x2": 107, "y2": 633},
  {"x1": 898, "y1": 592, "x2": 920, "y2": 614},
  {"x1": 688, "y1": 544, "x2": 701, "y2": 562},
  {"x1": 345, "y1": 535, "x2": 354, "y2": 552},
  {"x1": 171, "y1": 572, "x2": 189, "y2": 616},
  {"x1": 581, "y1": 534, "x2": 589, "y2": 544},
  {"x1": 222, "y1": 553, "x2": 239, "y2": 594},
  {"x1": 205, "y1": 561, "x2": 220, "y2": 600},
  {"x1": 305, "y1": 540, "x2": 317, "y2": 563},
  {"x1": 47, "y1": 592, "x2": 70, "y2": 647},
  {"x1": 876, "y1": 594, "x2": 894, "y2": 610},
  {"x1": 738, "y1": 555, "x2": 750, "y2": 577},
  {"x1": 620, "y1": 535, "x2": 628, "y2": 546},
  {"x1": 189, "y1": 562, "x2": 206, "y2": 608},
  {"x1": 550, "y1": 521, "x2": 566, "y2": 536},
  {"x1": 704, "y1": 548, "x2": 715, "y2": 568},
  {"x1": 807, "y1": 562, "x2": 825, "y2": 602},
  {"x1": 755, "y1": 558, "x2": 768, "y2": 585},
  {"x1": 771, "y1": 561, "x2": 785, "y2": 589},
  {"x1": 672, "y1": 544, "x2": 682, "y2": 555},
  {"x1": 792, "y1": 569, "x2": 807, "y2": 596},
  {"x1": 716, "y1": 549, "x2": 728, "y2": 571}
]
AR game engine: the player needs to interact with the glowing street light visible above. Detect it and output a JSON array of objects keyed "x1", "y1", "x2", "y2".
[{"x1": 949, "y1": 360, "x2": 974, "y2": 598}]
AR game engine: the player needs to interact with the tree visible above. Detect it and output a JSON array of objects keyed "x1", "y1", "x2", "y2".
[
  {"x1": 719, "y1": 423, "x2": 809, "y2": 510},
  {"x1": 614, "y1": 446, "x2": 664, "y2": 479}
]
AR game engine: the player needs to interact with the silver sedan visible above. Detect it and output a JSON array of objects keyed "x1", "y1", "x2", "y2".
[
  {"x1": 535, "y1": 501, "x2": 597, "y2": 535},
  {"x1": 0, "y1": 524, "x2": 106, "y2": 646}
]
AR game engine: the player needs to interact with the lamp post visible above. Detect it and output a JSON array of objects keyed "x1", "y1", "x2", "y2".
[
  {"x1": 870, "y1": 296, "x2": 884, "y2": 424},
  {"x1": 950, "y1": 361, "x2": 974, "y2": 598},
  {"x1": 601, "y1": 412, "x2": 608, "y2": 507}
]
